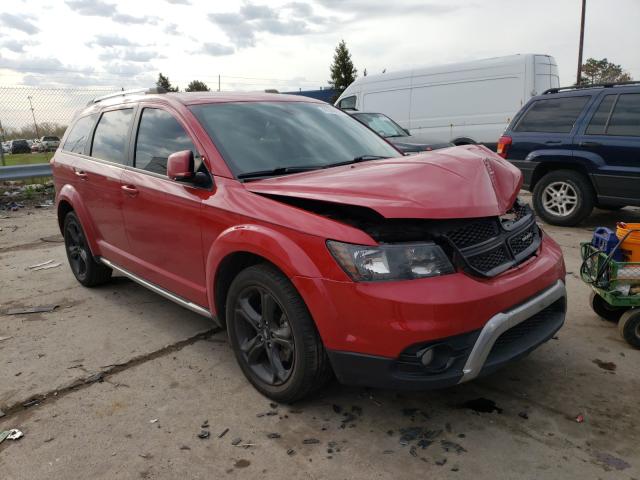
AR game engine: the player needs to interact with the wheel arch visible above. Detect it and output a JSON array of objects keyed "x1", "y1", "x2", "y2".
[
  {"x1": 451, "y1": 137, "x2": 476, "y2": 146},
  {"x1": 56, "y1": 184, "x2": 101, "y2": 255}
]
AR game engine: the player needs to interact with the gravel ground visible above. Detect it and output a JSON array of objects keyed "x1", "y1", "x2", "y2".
[{"x1": 1, "y1": 200, "x2": 639, "y2": 479}]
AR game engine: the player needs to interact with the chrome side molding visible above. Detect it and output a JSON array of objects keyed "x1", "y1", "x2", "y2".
[{"x1": 99, "y1": 257, "x2": 213, "y2": 319}]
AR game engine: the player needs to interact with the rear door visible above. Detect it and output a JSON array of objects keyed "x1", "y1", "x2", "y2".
[
  {"x1": 573, "y1": 91, "x2": 640, "y2": 204},
  {"x1": 120, "y1": 105, "x2": 209, "y2": 306},
  {"x1": 79, "y1": 107, "x2": 134, "y2": 265}
]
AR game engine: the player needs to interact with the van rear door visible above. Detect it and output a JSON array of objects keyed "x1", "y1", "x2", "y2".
[{"x1": 533, "y1": 55, "x2": 560, "y2": 96}]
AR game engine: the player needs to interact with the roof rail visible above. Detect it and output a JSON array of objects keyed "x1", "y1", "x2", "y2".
[
  {"x1": 88, "y1": 86, "x2": 168, "y2": 105},
  {"x1": 542, "y1": 80, "x2": 640, "y2": 95}
]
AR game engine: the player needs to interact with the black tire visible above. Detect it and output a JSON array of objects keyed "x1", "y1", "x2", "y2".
[
  {"x1": 618, "y1": 309, "x2": 640, "y2": 349},
  {"x1": 590, "y1": 291, "x2": 626, "y2": 322},
  {"x1": 226, "y1": 264, "x2": 332, "y2": 402},
  {"x1": 532, "y1": 170, "x2": 594, "y2": 226},
  {"x1": 63, "y1": 212, "x2": 112, "y2": 287}
]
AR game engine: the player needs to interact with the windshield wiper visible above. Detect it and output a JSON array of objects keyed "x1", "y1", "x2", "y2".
[
  {"x1": 237, "y1": 165, "x2": 321, "y2": 180},
  {"x1": 323, "y1": 155, "x2": 388, "y2": 169}
]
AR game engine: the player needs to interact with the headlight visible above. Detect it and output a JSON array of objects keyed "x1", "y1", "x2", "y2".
[{"x1": 327, "y1": 240, "x2": 454, "y2": 282}]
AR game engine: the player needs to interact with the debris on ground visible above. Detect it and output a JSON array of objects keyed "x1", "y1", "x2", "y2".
[
  {"x1": 286, "y1": 449, "x2": 295, "y2": 456},
  {"x1": 4, "y1": 304, "x2": 59, "y2": 315},
  {"x1": 575, "y1": 414, "x2": 585, "y2": 423},
  {"x1": 40, "y1": 234, "x2": 64, "y2": 243},
  {"x1": 459, "y1": 398, "x2": 503, "y2": 414},
  {"x1": 231, "y1": 437, "x2": 242, "y2": 446},
  {"x1": 0, "y1": 429, "x2": 24, "y2": 444},
  {"x1": 303, "y1": 438, "x2": 320, "y2": 445},
  {"x1": 0, "y1": 409, "x2": 5, "y2": 418},
  {"x1": 267, "y1": 433, "x2": 281, "y2": 439},
  {"x1": 0, "y1": 335, "x2": 13, "y2": 342},
  {"x1": 256, "y1": 411, "x2": 278, "y2": 417},
  {"x1": 592, "y1": 451, "x2": 631, "y2": 471},
  {"x1": 518, "y1": 411, "x2": 529, "y2": 420},
  {"x1": 22, "y1": 399, "x2": 39, "y2": 408},
  {"x1": 435, "y1": 458, "x2": 447, "y2": 466},
  {"x1": 27, "y1": 260, "x2": 61, "y2": 271},
  {"x1": 149, "y1": 418, "x2": 159, "y2": 424},
  {"x1": 218, "y1": 428, "x2": 229, "y2": 438},
  {"x1": 440, "y1": 440, "x2": 467, "y2": 454},
  {"x1": 592, "y1": 359, "x2": 617, "y2": 371},
  {"x1": 84, "y1": 372, "x2": 105, "y2": 384},
  {"x1": 197, "y1": 430, "x2": 210, "y2": 439},
  {"x1": 234, "y1": 459, "x2": 250, "y2": 468},
  {"x1": 201, "y1": 420, "x2": 209, "y2": 428}
]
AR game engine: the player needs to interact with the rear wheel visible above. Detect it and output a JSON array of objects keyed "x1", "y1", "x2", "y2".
[
  {"x1": 618, "y1": 309, "x2": 640, "y2": 348},
  {"x1": 533, "y1": 170, "x2": 594, "y2": 226},
  {"x1": 590, "y1": 291, "x2": 626, "y2": 322},
  {"x1": 226, "y1": 264, "x2": 331, "y2": 402},
  {"x1": 63, "y1": 212, "x2": 112, "y2": 287}
]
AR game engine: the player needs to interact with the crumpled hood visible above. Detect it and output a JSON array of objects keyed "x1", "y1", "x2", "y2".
[{"x1": 244, "y1": 145, "x2": 522, "y2": 219}]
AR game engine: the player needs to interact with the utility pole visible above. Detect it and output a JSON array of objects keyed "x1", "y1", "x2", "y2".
[
  {"x1": 27, "y1": 96, "x2": 40, "y2": 139},
  {"x1": 218, "y1": 74, "x2": 221, "y2": 92},
  {"x1": 576, "y1": 0, "x2": 586, "y2": 85},
  {"x1": 0, "y1": 119, "x2": 5, "y2": 166}
]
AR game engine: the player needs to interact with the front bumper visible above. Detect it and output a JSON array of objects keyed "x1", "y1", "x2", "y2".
[{"x1": 326, "y1": 280, "x2": 566, "y2": 389}]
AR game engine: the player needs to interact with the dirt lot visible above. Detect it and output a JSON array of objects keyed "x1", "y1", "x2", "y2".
[{"x1": 1, "y1": 199, "x2": 639, "y2": 479}]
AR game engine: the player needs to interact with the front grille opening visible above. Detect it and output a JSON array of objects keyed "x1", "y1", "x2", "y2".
[
  {"x1": 447, "y1": 220, "x2": 499, "y2": 249},
  {"x1": 467, "y1": 245, "x2": 510, "y2": 272},
  {"x1": 488, "y1": 298, "x2": 565, "y2": 363}
]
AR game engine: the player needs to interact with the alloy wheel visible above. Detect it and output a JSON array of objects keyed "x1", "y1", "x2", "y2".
[
  {"x1": 65, "y1": 221, "x2": 89, "y2": 278},
  {"x1": 542, "y1": 181, "x2": 578, "y2": 217},
  {"x1": 233, "y1": 286, "x2": 295, "y2": 386}
]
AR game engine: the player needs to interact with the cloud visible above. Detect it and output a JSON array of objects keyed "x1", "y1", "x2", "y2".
[
  {"x1": 0, "y1": 13, "x2": 40, "y2": 34},
  {"x1": 1, "y1": 39, "x2": 37, "y2": 53},
  {"x1": 164, "y1": 23, "x2": 180, "y2": 35},
  {"x1": 98, "y1": 48, "x2": 159, "y2": 63},
  {"x1": 208, "y1": 2, "x2": 330, "y2": 49},
  {"x1": 165, "y1": 0, "x2": 191, "y2": 4},
  {"x1": 316, "y1": 0, "x2": 457, "y2": 16},
  {"x1": 88, "y1": 34, "x2": 135, "y2": 47},
  {"x1": 103, "y1": 61, "x2": 150, "y2": 77},
  {"x1": 66, "y1": 0, "x2": 158, "y2": 25},
  {"x1": 65, "y1": 0, "x2": 117, "y2": 17},
  {"x1": 201, "y1": 42, "x2": 235, "y2": 56}
]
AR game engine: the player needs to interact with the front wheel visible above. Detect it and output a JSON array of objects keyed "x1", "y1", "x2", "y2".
[
  {"x1": 619, "y1": 309, "x2": 640, "y2": 348},
  {"x1": 226, "y1": 264, "x2": 332, "y2": 402},
  {"x1": 532, "y1": 170, "x2": 594, "y2": 226}
]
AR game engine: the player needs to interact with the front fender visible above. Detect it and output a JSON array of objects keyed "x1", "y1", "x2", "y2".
[
  {"x1": 526, "y1": 149, "x2": 605, "y2": 168},
  {"x1": 56, "y1": 184, "x2": 101, "y2": 256},
  {"x1": 205, "y1": 224, "x2": 323, "y2": 314}
]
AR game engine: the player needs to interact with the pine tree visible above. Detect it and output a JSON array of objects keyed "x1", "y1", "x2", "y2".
[
  {"x1": 185, "y1": 80, "x2": 211, "y2": 92},
  {"x1": 156, "y1": 73, "x2": 179, "y2": 92},
  {"x1": 579, "y1": 58, "x2": 632, "y2": 85},
  {"x1": 329, "y1": 40, "x2": 357, "y2": 94}
]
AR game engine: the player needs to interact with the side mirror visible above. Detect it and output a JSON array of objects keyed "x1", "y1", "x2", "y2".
[{"x1": 167, "y1": 150, "x2": 194, "y2": 181}]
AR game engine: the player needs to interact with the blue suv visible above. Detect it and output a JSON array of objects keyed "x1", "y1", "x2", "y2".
[{"x1": 497, "y1": 83, "x2": 640, "y2": 226}]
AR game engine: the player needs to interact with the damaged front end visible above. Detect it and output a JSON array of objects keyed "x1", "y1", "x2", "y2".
[{"x1": 260, "y1": 194, "x2": 541, "y2": 279}]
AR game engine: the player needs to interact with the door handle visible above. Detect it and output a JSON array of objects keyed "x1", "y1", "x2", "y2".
[
  {"x1": 74, "y1": 169, "x2": 88, "y2": 180},
  {"x1": 121, "y1": 185, "x2": 139, "y2": 197},
  {"x1": 579, "y1": 141, "x2": 601, "y2": 148}
]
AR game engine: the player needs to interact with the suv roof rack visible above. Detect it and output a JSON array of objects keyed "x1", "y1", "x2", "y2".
[
  {"x1": 88, "y1": 86, "x2": 168, "y2": 105},
  {"x1": 542, "y1": 80, "x2": 640, "y2": 95}
]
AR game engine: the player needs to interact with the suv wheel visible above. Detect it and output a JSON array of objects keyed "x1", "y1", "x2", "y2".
[
  {"x1": 533, "y1": 170, "x2": 594, "y2": 226},
  {"x1": 226, "y1": 264, "x2": 332, "y2": 402},
  {"x1": 63, "y1": 212, "x2": 112, "y2": 287}
]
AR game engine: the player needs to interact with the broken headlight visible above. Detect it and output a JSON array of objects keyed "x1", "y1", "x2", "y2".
[{"x1": 327, "y1": 240, "x2": 454, "y2": 282}]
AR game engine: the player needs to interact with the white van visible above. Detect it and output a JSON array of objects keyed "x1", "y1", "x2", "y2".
[{"x1": 335, "y1": 54, "x2": 560, "y2": 147}]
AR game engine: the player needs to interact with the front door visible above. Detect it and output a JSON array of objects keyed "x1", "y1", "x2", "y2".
[{"x1": 120, "y1": 106, "x2": 209, "y2": 306}]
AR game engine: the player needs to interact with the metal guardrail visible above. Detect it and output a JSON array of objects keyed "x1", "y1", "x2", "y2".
[{"x1": 0, "y1": 163, "x2": 53, "y2": 181}]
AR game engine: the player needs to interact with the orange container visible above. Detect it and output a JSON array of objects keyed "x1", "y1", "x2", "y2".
[{"x1": 616, "y1": 222, "x2": 640, "y2": 262}]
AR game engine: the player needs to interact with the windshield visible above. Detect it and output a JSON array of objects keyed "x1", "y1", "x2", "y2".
[
  {"x1": 190, "y1": 101, "x2": 401, "y2": 177},
  {"x1": 352, "y1": 113, "x2": 408, "y2": 138}
]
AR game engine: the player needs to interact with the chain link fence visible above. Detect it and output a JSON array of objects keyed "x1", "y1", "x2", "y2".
[{"x1": 0, "y1": 86, "x2": 119, "y2": 142}]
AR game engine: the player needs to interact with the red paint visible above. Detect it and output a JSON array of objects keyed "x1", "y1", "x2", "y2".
[{"x1": 53, "y1": 92, "x2": 565, "y2": 365}]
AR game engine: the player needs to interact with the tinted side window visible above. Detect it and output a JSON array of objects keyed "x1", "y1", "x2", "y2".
[
  {"x1": 63, "y1": 114, "x2": 97, "y2": 154},
  {"x1": 91, "y1": 109, "x2": 134, "y2": 164},
  {"x1": 514, "y1": 96, "x2": 589, "y2": 133},
  {"x1": 134, "y1": 109, "x2": 199, "y2": 175},
  {"x1": 338, "y1": 95, "x2": 356, "y2": 109},
  {"x1": 607, "y1": 93, "x2": 640, "y2": 136},
  {"x1": 586, "y1": 95, "x2": 615, "y2": 135}
]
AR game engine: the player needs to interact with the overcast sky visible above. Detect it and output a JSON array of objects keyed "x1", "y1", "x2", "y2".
[{"x1": 0, "y1": 0, "x2": 638, "y2": 92}]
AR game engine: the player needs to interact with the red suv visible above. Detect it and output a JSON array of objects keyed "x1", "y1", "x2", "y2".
[{"x1": 53, "y1": 89, "x2": 567, "y2": 402}]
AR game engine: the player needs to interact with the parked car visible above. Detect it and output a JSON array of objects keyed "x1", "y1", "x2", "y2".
[
  {"x1": 347, "y1": 110, "x2": 452, "y2": 153},
  {"x1": 335, "y1": 54, "x2": 560, "y2": 148},
  {"x1": 1, "y1": 141, "x2": 10, "y2": 154},
  {"x1": 31, "y1": 140, "x2": 43, "y2": 152},
  {"x1": 40, "y1": 135, "x2": 61, "y2": 152},
  {"x1": 8, "y1": 139, "x2": 30, "y2": 154},
  {"x1": 53, "y1": 89, "x2": 566, "y2": 402},
  {"x1": 498, "y1": 82, "x2": 640, "y2": 226}
]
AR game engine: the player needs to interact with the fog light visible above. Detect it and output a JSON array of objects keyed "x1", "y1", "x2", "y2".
[{"x1": 417, "y1": 344, "x2": 454, "y2": 372}]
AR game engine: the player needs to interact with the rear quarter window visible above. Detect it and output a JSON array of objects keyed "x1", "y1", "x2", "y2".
[
  {"x1": 63, "y1": 114, "x2": 97, "y2": 154},
  {"x1": 514, "y1": 96, "x2": 590, "y2": 133}
]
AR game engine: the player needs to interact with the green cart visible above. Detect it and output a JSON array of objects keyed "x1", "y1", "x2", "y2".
[{"x1": 580, "y1": 242, "x2": 640, "y2": 348}]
